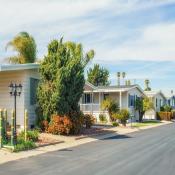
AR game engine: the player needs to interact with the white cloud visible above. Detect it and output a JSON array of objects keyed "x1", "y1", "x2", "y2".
[
  {"x1": 95, "y1": 22, "x2": 175, "y2": 62},
  {"x1": 1, "y1": 0, "x2": 175, "y2": 61}
]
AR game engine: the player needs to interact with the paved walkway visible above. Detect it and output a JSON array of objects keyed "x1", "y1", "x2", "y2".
[{"x1": 0, "y1": 121, "x2": 172, "y2": 164}]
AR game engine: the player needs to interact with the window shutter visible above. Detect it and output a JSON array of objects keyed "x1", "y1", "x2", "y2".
[
  {"x1": 30, "y1": 78, "x2": 39, "y2": 105},
  {"x1": 128, "y1": 95, "x2": 131, "y2": 107}
]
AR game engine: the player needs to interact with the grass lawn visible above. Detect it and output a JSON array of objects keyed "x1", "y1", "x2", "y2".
[{"x1": 132, "y1": 120, "x2": 161, "y2": 128}]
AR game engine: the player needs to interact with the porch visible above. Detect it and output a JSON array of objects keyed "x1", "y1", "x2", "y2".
[{"x1": 79, "y1": 91, "x2": 128, "y2": 113}]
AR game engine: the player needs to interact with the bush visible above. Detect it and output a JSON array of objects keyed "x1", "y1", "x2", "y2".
[
  {"x1": 47, "y1": 115, "x2": 73, "y2": 135},
  {"x1": 41, "y1": 120, "x2": 49, "y2": 132},
  {"x1": 99, "y1": 114, "x2": 108, "y2": 123},
  {"x1": 101, "y1": 98, "x2": 119, "y2": 121},
  {"x1": 160, "y1": 105, "x2": 172, "y2": 112},
  {"x1": 83, "y1": 114, "x2": 95, "y2": 129},
  {"x1": 69, "y1": 111, "x2": 84, "y2": 134},
  {"x1": 157, "y1": 112, "x2": 172, "y2": 121},
  {"x1": 18, "y1": 130, "x2": 39, "y2": 142},
  {"x1": 112, "y1": 121, "x2": 119, "y2": 127},
  {"x1": 14, "y1": 140, "x2": 36, "y2": 152},
  {"x1": 113, "y1": 109, "x2": 130, "y2": 126}
]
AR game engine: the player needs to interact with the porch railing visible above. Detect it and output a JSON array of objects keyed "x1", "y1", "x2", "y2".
[{"x1": 80, "y1": 103, "x2": 101, "y2": 112}]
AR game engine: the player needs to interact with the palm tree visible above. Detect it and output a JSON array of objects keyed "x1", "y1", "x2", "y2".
[
  {"x1": 6, "y1": 32, "x2": 37, "y2": 64},
  {"x1": 122, "y1": 72, "x2": 126, "y2": 85},
  {"x1": 144, "y1": 79, "x2": 151, "y2": 91},
  {"x1": 117, "y1": 72, "x2": 121, "y2": 86}
]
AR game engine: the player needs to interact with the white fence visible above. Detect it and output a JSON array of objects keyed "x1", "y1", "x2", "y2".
[{"x1": 80, "y1": 103, "x2": 101, "y2": 112}]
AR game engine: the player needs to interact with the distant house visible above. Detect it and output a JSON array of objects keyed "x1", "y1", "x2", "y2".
[
  {"x1": 143, "y1": 90, "x2": 166, "y2": 120},
  {"x1": 80, "y1": 82, "x2": 145, "y2": 122},
  {"x1": 0, "y1": 63, "x2": 39, "y2": 129},
  {"x1": 166, "y1": 94, "x2": 175, "y2": 109}
]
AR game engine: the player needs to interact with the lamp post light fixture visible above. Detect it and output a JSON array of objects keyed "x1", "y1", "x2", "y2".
[{"x1": 9, "y1": 83, "x2": 22, "y2": 145}]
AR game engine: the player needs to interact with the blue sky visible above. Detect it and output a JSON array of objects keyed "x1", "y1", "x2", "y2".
[{"x1": 0, "y1": 0, "x2": 175, "y2": 94}]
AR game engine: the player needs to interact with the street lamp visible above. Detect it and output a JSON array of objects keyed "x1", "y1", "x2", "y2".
[{"x1": 9, "y1": 83, "x2": 22, "y2": 144}]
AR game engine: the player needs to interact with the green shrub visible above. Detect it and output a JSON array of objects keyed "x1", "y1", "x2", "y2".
[
  {"x1": 18, "y1": 130, "x2": 39, "y2": 142},
  {"x1": 14, "y1": 140, "x2": 36, "y2": 152},
  {"x1": 101, "y1": 98, "x2": 119, "y2": 121},
  {"x1": 69, "y1": 111, "x2": 84, "y2": 134},
  {"x1": 112, "y1": 121, "x2": 119, "y2": 127},
  {"x1": 99, "y1": 114, "x2": 108, "y2": 123},
  {"x1": 113, "y1": 109, "x2": 130, "y2": 126},
  {"x1": 160, "y1": 105, "x2": 172, "y2": 112},
  {"x1": 83, "y1": 114, "x2": 95, "y2": 129}
]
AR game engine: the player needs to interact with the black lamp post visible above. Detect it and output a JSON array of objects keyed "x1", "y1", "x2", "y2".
[{"x1": 9, "y1": 83, "x2": 22, "y2": 144}]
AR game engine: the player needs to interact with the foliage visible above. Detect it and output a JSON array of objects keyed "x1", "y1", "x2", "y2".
[
  {"x1": 112, "y1": 121, "x2": 119, "y2": 127},
  {"x1": 99, "y1": 114, "x2": 108, "y2": 123},
  {"x1": 113, "y1": 109, "x2": 130, "y2": 126},
  {"x1": 135, "y1": 97, "x2": 144, "y2": 122},
  {"x1": 101, "y1": 98, "x2": 119, "y2": 121},
  {"x1": 18, "y1": 130, "x2": 39, "y2": 142},
  {"x1": 83, "y1": 114, "x2": 95, "y2": 129},
  {"x1": 6, "y1": 31, "x2": 37, "y2": 64},
  {"x1": 87, "y1": 64, "x2": 110, "y2": 86},
  {"x1": 69, "y1": 111, "x2": 84, "y2": 134},
  {"x1": 41, "y1": 120, "x2": 49, "y2": 132},
  {"x1": 47, "y1": 115, "x2": 73, "y2": 135},
  {"x1": 14, "y1": 140, "x2": 36, "y2": 152},
  {"x1": 160, "y1": 105, "x2": 172, "y2": 112},
  {"x1": 143, "y1": 97, "x2": 154, "y2": 112},
  {"x1": 37, "y1": 38, "x2": 94, "y2": 119},
  {"x1": 35, "y1": 106, "x2": 47, "y2": 128},
  {"x1": 157, "y1": 112, "x2": 172, "y2": 121}
]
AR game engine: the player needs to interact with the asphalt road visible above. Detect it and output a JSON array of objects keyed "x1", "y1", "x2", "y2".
[{"x1": 0, "y1": 123, "x2": 175, "y2": 175}]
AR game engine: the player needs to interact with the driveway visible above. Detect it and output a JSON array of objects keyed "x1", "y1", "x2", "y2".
[{"x1": 0, "y1": 123, "x2": 174, "y2": 175}]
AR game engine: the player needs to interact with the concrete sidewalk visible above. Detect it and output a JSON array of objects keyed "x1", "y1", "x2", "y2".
[{"x1": 0, "y1": 121, "x2": 172, "y2": 165}]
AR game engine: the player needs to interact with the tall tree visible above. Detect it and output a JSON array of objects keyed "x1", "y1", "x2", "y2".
[
  {"x1": 117, "y1": 72, "x2": 121, "y2": 86},
  {"x1": 135, "y1": 97, "x2": 154, "y2": 122},
  {"x1": 37, "y1": 38, "x2": 94, "y2": 118},
  {"x1": 6, "y1": 32, "x2": 37, "y2": 64},
  {"x1": 87, "y1": 64, "x2": 110, "y2": 86},
  {"x1": 144, "y1": 79, "x2": 151, "y2": 91}
]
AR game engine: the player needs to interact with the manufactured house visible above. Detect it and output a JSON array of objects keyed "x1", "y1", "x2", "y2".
[
  {"x1": 80, "y1": 82, "x2": 145, "y2": 122},
  {"x1": 143, "y1": 91, "x2": 166, "y2": 120},
  {"x1": 166, "y1": 94, "x2": 175, "y2": 109},
  {"x1": 0, "y1": 63, "x2": 40, "y2": 129}
]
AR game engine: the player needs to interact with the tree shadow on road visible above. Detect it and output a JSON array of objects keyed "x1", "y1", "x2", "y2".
[{"x1": 101, "y1": 134, "x2": 132, "y2": 140}]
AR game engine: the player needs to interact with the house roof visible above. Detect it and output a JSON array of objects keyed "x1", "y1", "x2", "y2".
[
  {"x1": 144, "y1": 90, "x2": 166, "y2": 100},
  {"x1": 84, "y1": 82, "x2": 145, "y2": 95},
  {"x1": 0, "y1": 63, "x2": 39, "y2": 72}
]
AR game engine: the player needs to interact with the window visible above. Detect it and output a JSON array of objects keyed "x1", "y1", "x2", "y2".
[
  {"x1": 104, "y1": 93, "x2": 109, "y2": 100},
  {"x1": 83, "y1": 93, "x2": 91, "y2": 104},
  {"x1": 128, "y1": 95, "x2": 135, "y2": 107},
  {"x1": 30, "y1": 78, "x2": 39, "y2": 105},
  {"x1": 156, "y1": 98, "x2": 158, "y2": 107}
]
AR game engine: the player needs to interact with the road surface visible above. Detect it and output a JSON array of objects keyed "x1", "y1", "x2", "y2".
[{"x1": 0, "y1": 123, "x2": 175, "y2": 175}]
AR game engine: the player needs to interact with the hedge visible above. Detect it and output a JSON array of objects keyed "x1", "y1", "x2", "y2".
[{"x1": 157, "y1": 112, "x2": 172, "y2": 121}]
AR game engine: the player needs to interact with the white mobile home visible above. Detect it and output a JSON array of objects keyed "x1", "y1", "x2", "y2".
[
  {"x1": 0, "y1": 63, "x2": 39, "y2": 129},
  {"x1": 143, "y1": 91, "x2": 166, "y2": 120},
  {"x1": 80, "y1": 82, "x2": 145, "y2": 122}
]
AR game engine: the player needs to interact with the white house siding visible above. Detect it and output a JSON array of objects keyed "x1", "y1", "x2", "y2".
[
  {"x1": 0, "y1": 70, "x2": 25, "y2": 127},
  {"x1": 81, "y1": 85, "x2": 144, "y2": 123},
  {"x1": 128, "y1": 88, "x2": 144, "y2": 121},
  {"x1": 143, "y1": 92, "x2": 166, "y2": 120},
  {"x1": 153, "y1": 94, "x2": 165, "y2": 112},
  {"x1": 23, "y1": 69, "x2": 40, "y2": 128}
]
